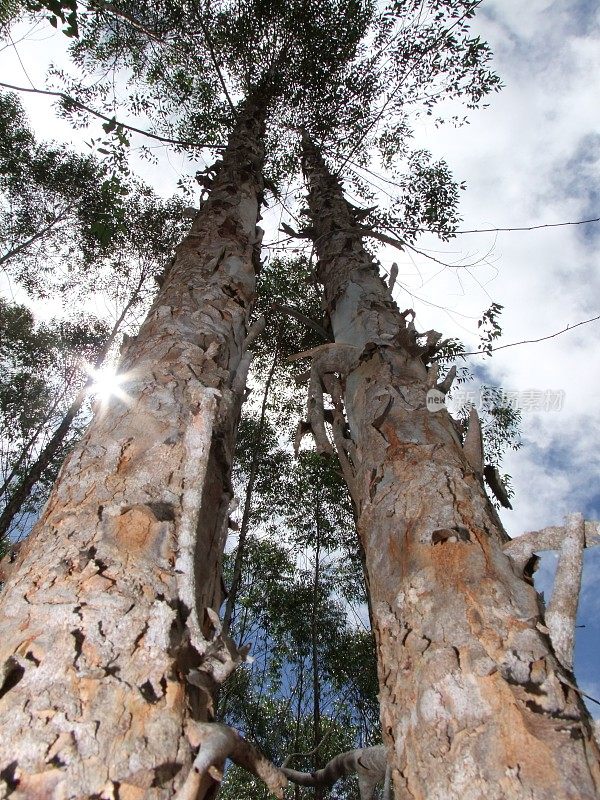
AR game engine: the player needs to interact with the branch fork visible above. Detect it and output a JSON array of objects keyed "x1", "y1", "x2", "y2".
[
  {"x1": 504, "y1": 513, "x2": 599, "y2": 670},
  {"x1": 174, "y1": 722, "x2": 288, "y2": 800},
  {"x1": 289, "y1": 343, "x2": 359, "y2": 457},
  {"x1": 281, "y1": 744, "x2": 389, "y2": 800}
]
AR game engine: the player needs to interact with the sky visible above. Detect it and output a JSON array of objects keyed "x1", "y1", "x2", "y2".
[
  {"x1": 1, "y1": 0, "x2": 599, "y2": 715},
  {"x1": 405, "y1": 0, "x2": 600, "y2": 714}
]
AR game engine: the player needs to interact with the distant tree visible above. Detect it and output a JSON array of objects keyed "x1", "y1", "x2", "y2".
[
  {"x1": 0, "y1": 299, "x2": 108, "y2": 542},
  {"x1": 0, "y1": 90, "x2": 129, "y2": 287},
  {"x1": 220, "y1": 450, "x2": 379, "y2": 799}
]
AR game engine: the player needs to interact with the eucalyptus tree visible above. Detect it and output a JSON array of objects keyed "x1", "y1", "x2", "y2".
[
  {"x1": 0, "y1": 90, "x2": 130, "y2": 284},
  {"x1": 0, "y1": 1, "x2": 383, "y2": 796},
  {"x1": 295, "y1": 131, "x2": 600, "y2": 798},
  {"x1": 222, "y1": 253, "x2": 329, "y2": 633},
  {"x1": 0, "y1": 191, "x2": 189, "y2": 543},
  {"x1": 220, "y1": 451, "x2": 379, "y2": 800},
  {"x1": 0, "y1": 1, "x2": 535, "y2": 797},
  {"x1": 0, "y1": 101, "x2": 271, "y2": 799},
  {"x1": 0, "y1": 91, "x2": 191, "y2": 543}
]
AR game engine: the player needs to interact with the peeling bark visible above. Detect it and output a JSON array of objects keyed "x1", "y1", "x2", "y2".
[
  {"x1": 301, "y1": 133, "x2": 600, "y2": 800},
  {"x1": 0, "y1": 99, "x2": 266, "y2": 799},
  {"x1": 174, "y1": 722, "x2": 287, "y2": 800},
  {"x1": 504, "y1": 519, "x2": 600, "y2": 572}
]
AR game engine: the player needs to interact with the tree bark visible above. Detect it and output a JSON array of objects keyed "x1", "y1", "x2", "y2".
[
  {"x1": 301, "y1": 133, "x2": 600, "y2": 799},
  {"x1": 0, "y1": 99, "x2": 266, "y2": 799}
]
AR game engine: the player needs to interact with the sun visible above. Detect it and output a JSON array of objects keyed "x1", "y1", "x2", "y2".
[{"x1": 84, "y1": 363, "x2": 130, "y2": 404}]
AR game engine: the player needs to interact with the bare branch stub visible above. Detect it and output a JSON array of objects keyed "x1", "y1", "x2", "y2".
[
  {"x1": 544, "y1": 513, "x2": 585, "y2": 670},
  {"x1": 504, "y1": 518, "x2": 600, "y2": 571},
  {"x1": 307, "y1": 366, "x2": 334, "y2": 455},
  {"x1": 289, "y1": 343, "x2": 359, "y2": 457},
  {"x1": 174, "y1": 722, "x2": 287, "y2": 800},
  {"x1": 282, "y1": 744, "x2": 387, "y2": 800},
  {"x1": 462, "y1": 407, "x2": 484, "y2": 474},
  {"x1": 504, "y1": 514, "x2": 599, "y2": 671}
]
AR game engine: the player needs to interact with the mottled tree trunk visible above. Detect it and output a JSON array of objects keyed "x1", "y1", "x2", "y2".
[
  {"x1": 0, "y1": 101, "x2": 266, "y2": 799},
  {"x1": 301, "y1": 134, "x2": 600, "y2": 799}
]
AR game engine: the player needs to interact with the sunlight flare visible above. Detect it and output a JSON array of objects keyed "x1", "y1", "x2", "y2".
[{"x1": 84, "y1": 362, "x2": 130, "y2": 404}]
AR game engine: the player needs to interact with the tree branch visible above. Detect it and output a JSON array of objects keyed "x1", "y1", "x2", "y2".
[
  {"x1": 307, "y1": 366, "x2": 334, "y2": 455},
  {"x1": 272, "y1": 302, "x2": 331, "y2": 341},
  {"x1": 454, "y1": 217, "x2": 600, "y2": 235},
  {"x1": 504, "y1": 515, "x2": 600, "y2": 672},
  {"x1": 174, "y1": 722, "x2": 287, "y2": 800},
  {"x1": 281, "y1": 744, "x2": 388, "y2": 800},
  {"x1": 545, "y1": 513, "x2": 585, "y2": 670},
  {"x1": 0, "y1": 81, "x2": 224, "y2": 150},
  {"x1": 503, "y1": 519, "x2": 600, "y2": 572},
  {"x1": 0, "y1": 204, "x2": 74, "y2": 266},
  {"x1": 461, "y1": 314, "x2": 600, "y2": 357},
  {"x1": 190, "y1": 8, "x2": 237, "y2": 117}
]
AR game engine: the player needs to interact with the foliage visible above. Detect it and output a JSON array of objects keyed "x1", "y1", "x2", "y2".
[
  {"x1": 221, "y1": 449, "x2": 378, "y2": 798},
  {"x1": 0, "y1": 298, "x2": 108, "y2": 540},
  {"x1": 435, "y1": 304, "x2": 522, "y2": 507},
  {"x1": 373, "y1": 151, "x2": 466, "y2": 243},
  {"x1": 24, "y1": 0, "x2": 78, "y2": 37},
  {"x1": 0, "y1": 2, "x2": 524, "y2": 791},
  {"x1": 477, "y1": 301, "x2": 504, "y2": 356},
  {"x1": 16, "y1": 0, "x2": 500, "y2": 218},
  {"x1": 0, "y1": 91, "x2": 128, "y2": 288},
  {"x1": 246, "y1": 255, "x2": 326, "y2": 431},
  {"x1": 0, "y1": 94, "x2": 189, "y2": 541}
]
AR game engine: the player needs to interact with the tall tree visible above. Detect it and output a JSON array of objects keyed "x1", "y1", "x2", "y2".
[
  {"x1": 0, "y1": 0, "x2": 382, "y2": 793},
  {"x1": 0, "y1": 300, "x2": 109, "y2": 541},
  {"x1": 297, "y1": 132, "x2": 600, "y2": 798},
  {"x1": 219, "y1": 447, "x2": 379, "y2": 799},
  {"x1": 0, "y1": 97, "x2": 269, "y2": 798},
  {"x1": 0, "y1": 90, "x2": 130, "y2": 285},
  {"x1": 0, "y1": 1, "x2": 529, "y2": 796},
  {"x1": 222, "y1": 252, "x2": 335, "y2": 634}
]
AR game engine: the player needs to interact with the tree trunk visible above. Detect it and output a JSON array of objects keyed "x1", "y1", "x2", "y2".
[
  {"x1": 0, "y1": 99, "x2": 266, "y2": 799},
  {"x1": 222, "y1": 337, "x2": 280, "y2": 635},
  {"x1": 301, "y1": 133, "x2": 600, "y2": 799},
  {"x1": 294, "y1": 658, "x2": 304, "y2": 800},
  {"x1": 311, "y1": 496, "x2": 323, "y2": 800}
]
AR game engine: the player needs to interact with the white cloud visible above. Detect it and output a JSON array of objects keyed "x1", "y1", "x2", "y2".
[{"x1": 385, "y1": 0, "x2": 600, "y2": 709}]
